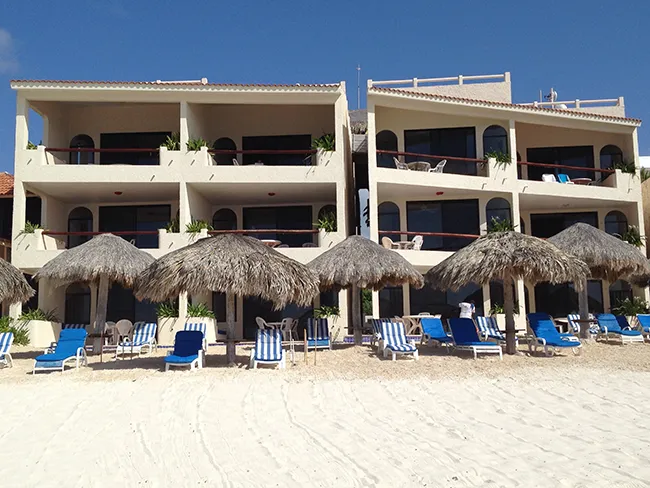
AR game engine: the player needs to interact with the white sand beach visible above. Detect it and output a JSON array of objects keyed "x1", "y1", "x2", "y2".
[{"x1": 2, "y1": 343, "x2": 650, "y2": 487}]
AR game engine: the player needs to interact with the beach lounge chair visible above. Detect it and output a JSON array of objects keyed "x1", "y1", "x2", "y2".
[
  {"x1": 542, "y1": 174, "x2": 558, "y2": 183},
  {"x1": 369, "y1": 318, "x2": 383, "y2": 349},
  {"x1": 249, "y1": 329, "x2": 286, "y2": 369},
  {"x1": 557, "y1": 173, "x2": 574, "y2": 184},
  {"x1": 636, "y1": 314, "x2": 650, "y2": 341},
  {"x1": 475, "y1": 316, "x2": 518, "y2": 346},
  {"x1": 420, "y1": 317, "x2": 452, "y2": 351},
  {"x1": 33, "y1": 328, "x2": 88, "y2": 374},
  {"x1": 448, "y1": 318, "x2": 503, "y2": 359},
  {"x1": 306, "y1": 318, "x2": 331, "y2": 350},
  {"x1": 595, "y1": 314, "x2": 644, "y2": 344},
  {"x1": 184, "y1": 322, "x2": 208, "y2": 351},
  {"x1": 62, "y1": 323, "x2": 88, "y2": 330},
  {"x1": 114, "y1": 322, "x2": 157, "y2": 359},
  {"x1": 526, "y1": 313, "x2": 581, "y2": 356},
  {"x1": 379, "y1": 320, "x2": 418, "y2": 361},
  {"x1": 164, "y1": 331, "x2": 204, "y2": 371},
  {"x1": 566, "y1": 314, "x2": 581, "y2": 335},
  {"x1": 0, "y1": 332, "x2": 14, "y2": 368}
]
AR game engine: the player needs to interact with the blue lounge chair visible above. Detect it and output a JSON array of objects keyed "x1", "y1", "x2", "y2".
[
  {"x1": 420, "y1": 317, "x2": 453, "y2": 351},
  {"x1": 526, "y1": 313, "x2": 581, "y2": 356},
  {"x1": 114, "y1": 322, "x2": 157, "y2": 359},
  {"x1": 184, "y1": 322, "x2": 208, "y2": 351},
  {"x1": 636, "y1": 314, "x2": 650, "y2": 342},
  {"x1": 33, "y1": 328, "x2": 88, "y2": 373},
  {"x1": 566, "y1": 314, "x2": 581, "y2": 335},
  {"x1": 595, "y1": 314, "x2": 644, "y2": 344},
  {"x1": 0, "y1": 332, "x2": 14, "y2": 368},
  {"x1": 380, "y1": 320, "x2": 418, "y2": 361},
  {"x1": 557, "y1": 173, "x2": 573, "y2": 184},
  {"x1": 164, "y1": 330, "x2": 204, "y2": 371},
  {"x1": 306, "y1": 318, "x2": 331, "y2": 350},
  {"x1": 448, "y1": 318, "x2": 503, "y2": 359},
  {"x1": 250, "y1": 329, "x2": 285, "y2": 369},
  {"x1": 62, "y1": 323, "x2": 88, "y2": 330}
]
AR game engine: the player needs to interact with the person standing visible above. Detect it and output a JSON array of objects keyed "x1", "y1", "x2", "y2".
[{"x1": 459, "y1": 300, "x2": 476, "y2": 319}]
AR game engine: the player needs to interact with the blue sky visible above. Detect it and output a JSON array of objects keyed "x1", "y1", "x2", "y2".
[{"x1": 0, "y1": 0, "x2": 649, "y2": 173}]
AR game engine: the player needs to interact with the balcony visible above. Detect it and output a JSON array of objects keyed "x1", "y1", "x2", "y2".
[
  {"x1": 378, "y1": 230, "x2": 480, "y2": 267},
  {"x1": 378, "y1": 150, "x2": 488, "y2": 176}
]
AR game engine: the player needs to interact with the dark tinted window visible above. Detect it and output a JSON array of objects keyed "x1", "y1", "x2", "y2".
[
  {"x1": 605, "y1": 211, "x2": 627, "y2": 236},
  {"x1": 379, "y1": 286, "x2": 403, "y2": 318},
  {"x1": 376, "y1": 130, "x2": 398, "y2": 168},
  {"x1": 212, "y1": 137, "x2": 237, "y2": 165},
  {"x1": 483, "y1": 125, "x2": 508, "y2": 154},
  {"x1": 68, "y1": 207, "x2": 93, "y2": 248},
  {"x1": 65, "y1": 283, "x2": 91, "y2": 324},
  {"x1": 530, "y1": 212, "x2": 598, "y2": 239},
  {"x1": 100, "y1": 132, "x2": 170, "y2": 165},
  {"x1": 534, "y1": 280, "x2": 603, "y2": 317},
  {"x1": 609, "y1": 280, "x2": 633, "y2": 310},
  {"x1": 213, "y1": 292, "x2": 236, "y2": 322},
  {"x1": 378, "y1": 202, "x2": 400, "y2": 242},
  {"x1": 407, "y1": 199, "x2": 479, "y2": 251},
  {"x1": 486, "y1": 198, "x2": 512, "y2": 229},
  {"x1": 69, "y1": 134, "x2": 95, "y2": 165},
  {"x1": 600, "y1": 145, "x2": 623, "y2": 170},
  {"x1": 212, "y1": 208, "x2": 237, "y2": 230},
  {"x1": 526, "y1": 145, "x2": 594, "y2": 180},
  {"x1": 410, "y1": 283, "x2": 483, "y2": 319},
  {"x1": 243, "y1": 206, "x2": 313, "y2": 247},
  {"x1": 242, "y1": 134, "x2": 311, "y2": 166},
  {"x1": 99, "y1": 205, "x2": 170, "y2": 248},
  {"x1": 404, "y1": 127, "x2": 476, "y2": 175},
  {"x1": 106, "y1": 283, "x2": 157, "y2": 323}
]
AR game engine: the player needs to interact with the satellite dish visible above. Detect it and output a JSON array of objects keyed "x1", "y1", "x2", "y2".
[
  {"x1": 545, "y1": 88, "x2": 558, "y2": 103},
  {"x1": 557, "y1": 103, "x2": 568, "y2": 109}
]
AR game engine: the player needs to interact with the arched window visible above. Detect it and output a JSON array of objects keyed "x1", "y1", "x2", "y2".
[
  {"x1": 376, "y1": 130, "x2": 398, "y2": 168},
  {"x1": 68, "y1": 207, "x2": 93, "y2": 249},
  {"x1": 600, "y1": 145, "x2": 623, "y2": 170},
  {"x1": 212, "y1": 137, "x2": 237, "y2": 165},
  {"x1": 378, "y1": 201, "x2": 400, "y2": 242},
  {"x1": 65, "y1": 283, "x2": 91, "y2": 324},
  {"x1": 69, "y1": 134, "x2": 95, "y2": 165},
  {"x1": 605, "y1": 210, "x2": 627, "y2": 237},
  {"x1": 609, "y1": 280, "x2": 633, "y2": 310},
  {"x1": 486, "y1": 198, "x2": 512, "y2": 230},
  {"x1": 317, "y1": 205, "x2": 337, "y2": 228},
  {"x1": 483, "y1": 125, "x2": 508, "y2": 155},
  {"x1": 212, "y1": 208, "x2": 237, "y2": 231}
]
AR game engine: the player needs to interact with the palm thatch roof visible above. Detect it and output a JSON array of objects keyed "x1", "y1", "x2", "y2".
[
  {"x1": 0, "y1": 258, "x2": 34, "y2": 305},
  {"x1": 426, "y1": 231, "x2": 589, "y2": 290},
  {"x1": 135, "y1": 234, "x2": 319, "y2": 309},
  {"x1": 548, "y1": 223, "x2": 650, "y2": 282},
  {"x1": 34, "y1": 233, "x2": 155, "y2": 287},
  {"x1": 308, "y1": 235, "x2": 424, "y2": 291}
]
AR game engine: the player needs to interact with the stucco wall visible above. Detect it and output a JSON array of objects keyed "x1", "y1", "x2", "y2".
[{"x1": 413, "y1": 81, "x2": 512, "y2": 103}]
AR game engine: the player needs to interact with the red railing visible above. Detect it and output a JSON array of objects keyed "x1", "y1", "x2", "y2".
[
  {"x1": 517, "y1": 160, "x2": 615, "y2": 176},
  {"x1": 45, "y1": 148, "x2": 160, "y2": 153},
  {"x1": 379, "y1": 230, "x2": 480, "y2": 239},
  {"x1": 43, "y1": 231, "x2": 159, "y2": 236},
  {"x1": 207, "y1": 149, "x2": 316, "y2": 155},
  {"x1": 208, "y1": 229, "x2": 319, "y2": 235},
  {"x1": 377, "y1": 150, "x2": 486, "y2": 165}
]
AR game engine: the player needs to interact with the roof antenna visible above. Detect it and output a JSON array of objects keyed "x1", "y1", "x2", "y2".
[{"x1": 356, "y1": 64, "x2": 361, "y2": 110}]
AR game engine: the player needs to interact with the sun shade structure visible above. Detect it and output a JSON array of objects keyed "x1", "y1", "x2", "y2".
[
  {"x1": 135, "y1": 234, "x2": 320, "y2": 364},
  {"x1": 0, "y1": 258, "x2": 35, "y2": 305},
  {"x1": 426, "y1": 231, "x2": 589, "y2": 353},
  {"x1": 308, "y1": 235, "x2": 424, "y2": 345},
  {"x1": 548, "y1": 222, "x2": 650, "y2": 338},
  {"x1": 34, "y1": 234, "x2": 155, "y2": 359}
]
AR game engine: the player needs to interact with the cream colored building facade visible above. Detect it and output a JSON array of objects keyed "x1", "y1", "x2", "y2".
[
  {"x1": 366, "y1": 73, "x2": 646, "y2": 326},
  {"x1": 10, "y1": 79, "x2": 352, "y2": 345}
]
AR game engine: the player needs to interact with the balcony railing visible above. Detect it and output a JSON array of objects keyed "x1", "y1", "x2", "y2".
[
  {"x1": 207, "y1": 148, "x2": 318, "y2": 166},
  {"x1": 369, "y1": 72, "x2": 509, "y2": 89},
  {"x1": 0, "y1": 238, "x2": 10, "y2": 261},
  {"x1": 517, "y1": 161, "x2": 615, "y2": 184},
  {"x1": 45, "y1": 147, "x2": 162, "y2": 166},
  {"x1": 379, "y1": 230, "x2": 480, "y2": 252},
  {"x1": 377, "y1": 150, "x2": 487, "y2": 176}
]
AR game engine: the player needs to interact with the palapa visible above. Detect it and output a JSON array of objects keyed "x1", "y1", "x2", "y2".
[
  {"x1": 0, "y1": 258, "x2": 35, "y2": 305},
  {"x1": 549, "y1": 222, "x2": 650, "y2": 337},
  {"x1": 308, "y1": 235, "x2": 424, "y2": 345},
  {"x1": 426, "y1": 231, "x2": 589, "y2": 353},
  {"x1": 34, "y1": 234, "x2": 155, "y2": 359},
  {"x1": 135, "y1": 234, "x2": 320, "y2": 364}
]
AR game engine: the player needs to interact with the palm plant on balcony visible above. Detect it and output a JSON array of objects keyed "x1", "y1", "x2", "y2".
[
  {"x1": 26, "y1": 141, "x2": 39, "y2": 150},
  {"x1": 487, "y1": 217, "x2": 516, "y2": 233},
  {"x1": 484, "y1": 150, "x2": 511, "y2": 170},
  {"x1": 617, "y1": 225, "x2": 644, "y2": 248},
  {"x1": 185, "y1": 219, "x2": 213, "y2": 234},
  {"x1": 17, "y1": 221, "x2": 42, "y2": 237},
  {"x1": 186, "y1": 137, "x2": 209, "y2": 152},
  {"x1": 611, "y1": 159, "x2": 637, "y2": 177},
  {"x1": 163, "y1": 132, "x2": 180, "y2": 151},
  {"x1": 314, "y1": 211, "x2": 337, "y2": 233},
  {"x1": 312, "y1": 133, "x2": 335, "y2": 165}
]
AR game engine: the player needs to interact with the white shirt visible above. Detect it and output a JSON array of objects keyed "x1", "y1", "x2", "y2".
[{"x1": 459, "y1": 302, "x2": 475, "y2": 318}]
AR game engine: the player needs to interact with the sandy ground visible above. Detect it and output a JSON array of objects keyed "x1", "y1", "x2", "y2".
[{"x1": 2, "y1": 342, "x2": 650, "y2": 487}]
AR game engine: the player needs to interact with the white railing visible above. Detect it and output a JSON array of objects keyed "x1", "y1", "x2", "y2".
[
  {"x1": 519, "y1": 97, "x2": 624, "y2": 109},
  {"x1": 368, "y1": 72, "x2": 510, "y2": 88}
]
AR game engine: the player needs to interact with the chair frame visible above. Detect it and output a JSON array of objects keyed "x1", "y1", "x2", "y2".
[
  {"x1": 595, "y1": 315, "x2": 645, "y2": 345},
  {"x1": 165, "y1": 349, "x2": 203, "y2": 372},
  {"x1": 249, "y1": 330, "x2": 286, "y2": 369},
  {"x1": 379, "y1": 320, "x2": 419, "y2": 361},
  {"x1": 114, "y1": 322, "x2": 158, "y2": 360},
  {"x1": 0, "y1": 332, "x2": 14, "y2": 368},
  {"x1": 449, "y1": 318, "x2": 503, "y2": 360},
  {"x1": 33, "y1": 347, "x2": 88, "y2": 374}
]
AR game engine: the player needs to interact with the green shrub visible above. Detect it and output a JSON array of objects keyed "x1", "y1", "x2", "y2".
[
  {"x1": 17, "y1": 221, "x2": 42, "y2": 236},
  {"x1": 186, "y1": 137, "x2": 208, "y2": 151},
  {"x1": 314, "y1": 211, "x2": 337, "y2": 233},
  {"x1": 185, "y1": 219, "x2": 213, "y2": 233},
  {"x1": 314, "y1": 305, "x2": 340, "y2": 318},
  {"x1": 618, "y1": 225, "x2": 644, "y2": 248},
  {"x1": 487, "y1": 217, "x2": 515, "y2": 233},
  {"x1": 0, "y1": 316, "x2": 30, "y2": 345},
  {"x1": 484, "y1": 150, "x2": 511, "y2": 169},
  {"x1": 612, "y1": 297, "x2": 649, "y2": 316},
  {"x1": 156, "y1": 302, "x2": 179, "y2": 318},
  {"x1": 312, "y1": 133, "x2": 335, "y2": 151},
  {"x1": 165, "y1": 216, "x2": 180, "y2": 233},
  {"x1": 187, "y1": 303, "x2": 215, "y2": 318},
  {"x1": 612, "y1": 159, "x2": 637, "y2": 176},
  {"x1": 19, "y1": 308, "x2": 59, "y2": 322},
  {"x1": 163, "y1": 132, "x2": 180, "y2": 150}
]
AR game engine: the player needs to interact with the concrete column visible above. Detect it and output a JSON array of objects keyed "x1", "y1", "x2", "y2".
[
  {"x1": 179, "y1": 101, "x2": 190, "y2": 148},
  {"x1": 178, "y1": 182, "x2": 191, "y2": 230},
  {"x1": 403, "y1": 283, "x2": 410, "y2": 315},
  {"x1": 372, "y1": 290, "x2": 380, "y2": 318},
  {"x1": 15, "y1": 95, "x2": 29, "y2": 155},
  {"x1": 179, "y1": 292, "x2": 188, "y2": 321},
  {"x1": 11, "y1": 181, "x2": 26, "y2": 241},
  {"x1": 478, "y1": 196, "x2": 489, "y2": 235},
  {"x1": 482, "y1": 283, "x2": 491, "y2": 315},
  {"x1": 511, "y1": 192, "x2": 521, "y2": 231}
]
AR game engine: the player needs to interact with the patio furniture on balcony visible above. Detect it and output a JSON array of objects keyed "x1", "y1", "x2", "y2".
[
  {"x1": 542, "y1": 174, "x2": 558, "y2": 183},
  {"x1": 429, "y1": 160, "x2": 447, "y2": 173},
  {"x1": 407, "y1": 161, "x2": 431, "y2": 172},
  {"x1": 381, "y1": 237, "x2": 397, "y2": 249},
  {"x1": 572, "y1": 177, "x2": 593, "y2": 185},
  {"x1": 393, "y1": 157, "x2": 410, "y2": 170},
  {"x1": 412, "y1": 235, "x2": 423, "y2": 250},
  {"x1": 557, "y1": 174, "x2": 574, "y2": 184}
]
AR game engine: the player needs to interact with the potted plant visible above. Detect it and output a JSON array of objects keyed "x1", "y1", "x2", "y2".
[
  {"x1": 314, "y1": 210, "x2": 337, "y2": 247},
  {"x1": 155, "y1": 301, "x2": 179, "y2": 346},
  {"x1": 617, "y1": 225, "x2": 644, "y2": 248},
  {"x1": 163, "y1": 132, "x2": 180, "y2": 151},
  {"x1": 0, "y1": 316, "x2": 30, "y2": 346},
  {"x1": 185, "y1": 219, "x2": 213, "y2": 240},
  {"x1": 17, "y1": 308, "x2": 60, "y2": 348},
  {"x1": 487, "y1": 217, "x2": 516, "y2": 233},
  {"x1": 612, "y1": 297, "x2": 648, "y2": 326},
  {"x1": 484, "y1": 150, "x2": 511, "y2": 171},
  {"x1": 611, "y1": 159, "x2": 637, "y2": 177},
  {"x1": 313, "y1": 305, "x2": 341, "y2": 340},
  {"x1": 489, "y1": 301, "x2": 519, "y2": 330},
  {"x1": 186, "y1": 137, "x2": 209, "y2": 152},
  {"x1": 312, "y1": 133, "x2": 335, "y2": 165}
]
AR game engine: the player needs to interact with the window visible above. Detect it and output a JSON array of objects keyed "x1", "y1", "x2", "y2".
[
  {"x1": 410, "y1": 283, "x2": 483, "y2": 319},
  {"x1": 212, "y1": 209, "x2": 237, "y2": 231},
  {"x1": 483, "y1": 125, "x2": 508, "y2": 154},
  {"x1": 605, "y1": 211, "x2": 627, "y2": 237},
  {"x1": 407, "y1": 199, "x2": 480, "y2": 251},
  {"x1": 107, "y1": 283, "x2": 157, "y2": 323},
  {"x1": 379, "y1": 286, "x2": 403, "y2": 318},
  {"x1": 530, "y1": 212, "x2": 598, "y2": 239},
  {"x1": 242, "y1": 134, "x2": 311, "y2": 166},
  {"x1": 243, "y1": 206, "x2": 313, "y2": 247},
  {"x1": 404, "y1": 127, "x2": 476, "y2": 175},
  {"x1": 489, "y1": 280, "x2": 517, "y2": 311},
  {"x1": 318, "y1": 205, "x2": 336, "y2": 221},
  {"x1": 100, "y1": 132, "x2": 170, "y2": 165},
  {"x1": 212, "y1": 137, "x2": 237, "y2": 165},
  {"x1": 600, "y1": 145, "x2": 623, "y2": 170},
  {"x1": 65, "y1": 283, "x2": 91, "y2": 324},
  {"x1": 609, "y1": 280, "x2": 633, "y2": 310},
  {"x1": 526, "y1": 146, "x2": 594, "y2": 181},
  {"x1": 99, "y1": 205, "x2": 171, "y2": 248},
  {"x1": 378, "y1": 202, "x2": 400, "y2": 243},
  {"x1": 534, "y1": 280, "x2": 604, "y2": 317},
  {"x1": 68, "y1": 207, "x2": 93, "y2": 249},
  {"x1": 376, "y1": 130, "x2": 398, "y2": 168},
  {"x1": 486, "y1": 198, "x2": 512, "y2": 230},
  {"x1": 69, "y1": 134, "x2": 95, "y2": 165}
]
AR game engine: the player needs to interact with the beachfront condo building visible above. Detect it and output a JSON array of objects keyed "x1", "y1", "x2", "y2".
[
  {"x1": 9, "y1": 79, "x2": 352, "y2": 345},
  {"x1": 365, "y1": 72, "x2": 646, "y2": 328}
]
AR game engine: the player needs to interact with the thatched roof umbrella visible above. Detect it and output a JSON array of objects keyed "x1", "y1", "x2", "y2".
[
  {"x1": 34, "y1": 234, "x2": 155, "y2": 359},
  {"x1": 426, "y1": 231, "x2": 589, "y2": 354},
  {"x1": 308, "y1": 235, "x2": 424, "y2": 345},
  {"x1": 548, "y1": 222, "x2": 650, "y2": 337},
  {"x1": 0, "y1": 258, "x2": 35, "y2": 305},
  {"x1": 135, "y1": 234, "x2": 320, "y2": 364}
]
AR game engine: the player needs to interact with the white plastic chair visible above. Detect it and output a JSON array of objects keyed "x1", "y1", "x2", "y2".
[
  {"x1": 393, "y1": 157, "x2": 409, "y2": 170},
  {"x1": 381, "y1": 237, "x2": 397, "y2": 249},
  {"x1": 256, "y1": 317, "x2": 269, "y2": 330},
  {"x1": 280, "y1": 318, "x2": 294, "y2": 341},
  {"x1": 411, "y1": 235, "x2": 423, "y2": 250},
  {"x1": 542, "y1": 174, "x2": 558, "y2": 183},
  {"x1": 429, "y1": 159, "x2": 447, "y2": 173},
  {"x1": 232, "y1": 158, "x2": 240, "y2": 166}
]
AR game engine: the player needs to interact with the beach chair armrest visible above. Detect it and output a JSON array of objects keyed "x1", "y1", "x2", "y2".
[
  {"x1": 602, "y1": 326, "x2": 608, "y2": 334},
  {"x1": 535, "y1": 337, "x2": 547, "y2": 346}
]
